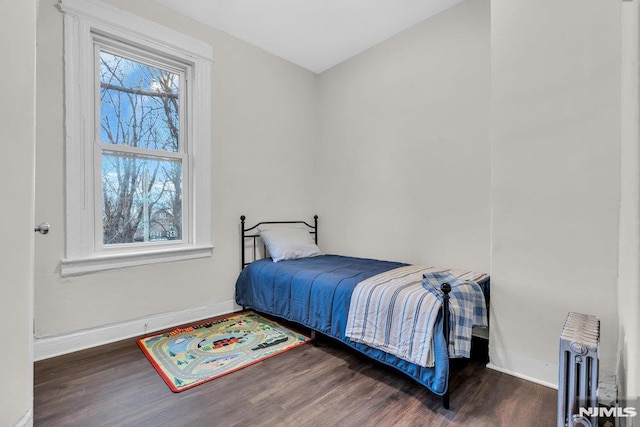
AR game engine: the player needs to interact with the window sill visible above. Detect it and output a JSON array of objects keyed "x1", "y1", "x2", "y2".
[{"x1": 60, "y1": 245, "x2": 213, "y2": 277}]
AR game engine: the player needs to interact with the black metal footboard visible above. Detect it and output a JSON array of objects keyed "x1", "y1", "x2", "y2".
[{"x1": 441, "y1": 282, "x2": 452, "y2": 409}]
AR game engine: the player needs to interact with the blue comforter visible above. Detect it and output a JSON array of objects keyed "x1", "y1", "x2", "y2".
[{"x1": 235, "y1": 255, "x2": 450, "y2": 395}]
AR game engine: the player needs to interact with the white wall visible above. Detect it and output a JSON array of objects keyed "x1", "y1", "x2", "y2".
[
  {"x1": 35, "y1": 0, "x2": 318, "y2": 347},
  {"x1": 619, "y1": 0, "x2": 640, "y2": 401},
  {"x1": 316, "y1": 0, "x2": 491, "y2": 273},
  {"x1": 0, "y1": 1, "x2": 36, "y2": 425},
  {"x1": 490, "y1": 0, "x2": 621, "y2": 385}
]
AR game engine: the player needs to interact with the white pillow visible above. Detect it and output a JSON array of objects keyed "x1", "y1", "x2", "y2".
[{"x1": 258, "y1": 226, "x2": 323, "y2": 262}]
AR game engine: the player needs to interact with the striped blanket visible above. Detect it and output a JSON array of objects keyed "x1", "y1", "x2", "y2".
[
  {"x1": 345, "y1": 266, "x2": 487, "y2": 368},
  {"x1": 422, "y1": 270, "x2": 488, "y2": 358}
]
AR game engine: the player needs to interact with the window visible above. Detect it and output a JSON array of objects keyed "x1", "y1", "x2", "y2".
[
  {"x1": 98, "y1": 46, "x2": 185, "y2": 246},
  {"x1": 60, "y1": 0, "x2": 213, "y2": 276}
]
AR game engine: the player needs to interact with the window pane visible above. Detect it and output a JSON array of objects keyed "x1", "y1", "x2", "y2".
[
  {"x1": 99, "y1": 51, "x2": 180, "y2": 152},
  {"x1": 102, "y1": 151, "x2": 182, "y2": 245}
]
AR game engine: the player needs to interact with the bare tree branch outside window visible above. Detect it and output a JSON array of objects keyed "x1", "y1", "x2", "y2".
[{"x1": 99, "y1": 51, "x2": 183, "y2": 244}]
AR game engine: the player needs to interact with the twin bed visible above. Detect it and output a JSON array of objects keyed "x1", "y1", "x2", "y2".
[{"x1": 235, "y1": 215, "x2": 489, "y2": 408}]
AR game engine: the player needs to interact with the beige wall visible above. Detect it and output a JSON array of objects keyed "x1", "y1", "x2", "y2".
[
  {"x1": 620, "y1": 0, "x2": 640, "y2": 401},
  {"x1": 491, "y1": 0, "x2": 621, "y2": 384},
  {"x1": 316, "y1": 0, "x2": 491, "y2": 273},
  {"x1": 35, "y1": 0, "x2": 318, "y2": 341},
  {"x1": 0, "y1": 0, "x2": 36, "y2": 425}
]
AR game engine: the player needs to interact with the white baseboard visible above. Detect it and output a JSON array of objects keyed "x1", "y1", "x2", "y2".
[
  {"x1": 14, "y1": 409, "x2": 32, "y2": 427},
  {"x1": 486, "y1": 363, "x2": 558, "y2": 390},
  {"x1": 34, "y1": 299, "x2": 238, "y2": 361}
]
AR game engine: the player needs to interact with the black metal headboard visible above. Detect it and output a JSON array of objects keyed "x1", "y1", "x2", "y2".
[{"x1": 240, "y1": 215, "x2": 318, "y2": 270}]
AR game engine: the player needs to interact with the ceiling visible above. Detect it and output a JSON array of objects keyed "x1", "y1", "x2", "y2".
[{"x1": 150, "y1": 0, "x2": 464, "y2": 74}]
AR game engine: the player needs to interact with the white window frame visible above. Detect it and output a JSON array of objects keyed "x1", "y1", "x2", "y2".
[{"x1": 59, "y1": 0, "x2": 213, "y2": 276}]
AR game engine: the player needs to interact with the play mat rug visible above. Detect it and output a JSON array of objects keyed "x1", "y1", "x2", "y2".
[{"x1": 137, "y1": 311, "x2": 310, "y2": 392}]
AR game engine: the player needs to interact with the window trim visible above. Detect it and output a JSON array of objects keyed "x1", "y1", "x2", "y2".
[{"x1": 59, "y1": 0, "x2": 213, "y2": 276}]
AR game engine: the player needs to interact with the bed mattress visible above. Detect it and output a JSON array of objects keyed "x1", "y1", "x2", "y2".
[{"x1": 235, "y1": 254, "x2": 450, "y2": 395}]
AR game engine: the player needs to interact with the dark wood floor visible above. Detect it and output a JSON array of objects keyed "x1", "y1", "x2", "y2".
[{"x1": 34, "y1": 320, "x2": 556, "y2": 427}]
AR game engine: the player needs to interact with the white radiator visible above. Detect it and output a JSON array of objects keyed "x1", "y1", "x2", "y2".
[{"x1": 557, "y1": 312, "x2": 600, "y2": 427}]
